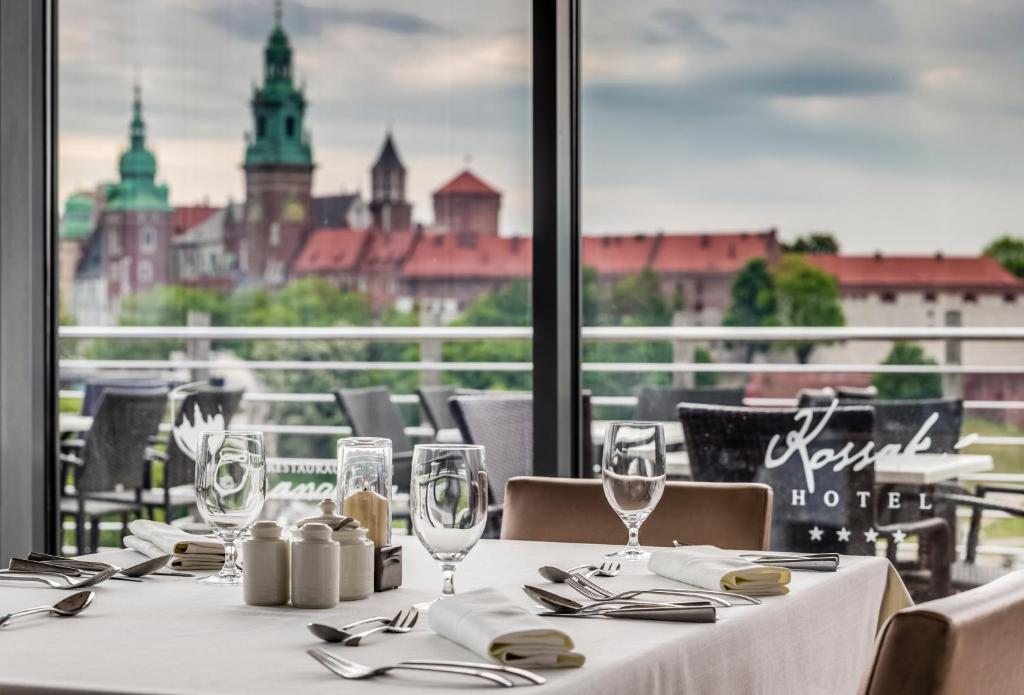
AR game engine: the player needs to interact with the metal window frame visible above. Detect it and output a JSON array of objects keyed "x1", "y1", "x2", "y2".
[
  {"x1": 532, "y1": 0, "x2": 581, "y2": 478},
  {"x1": 0, "y1": 0, "x2": 59, "y2": 562}
]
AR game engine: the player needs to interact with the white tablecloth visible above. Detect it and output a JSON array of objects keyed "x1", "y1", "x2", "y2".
[{"x1": 0, "y1": 537, "x2": 908, "y2": 695}]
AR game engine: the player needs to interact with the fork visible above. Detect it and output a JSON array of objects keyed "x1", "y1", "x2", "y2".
[
  {"x1": 566, "y1": 571, "x2": 761, "y2": 606},
  {"x1": 342, "y1": 607, "x2": 419, "y2": 646},
  {"x1": 568, "y1": 560, "x2": 621, "y2": 578},
  {"x1": 0, "y1": 566, "x2": 117, "y2": 589},
  {"x1": 308, "y1": 649, "x2": 514, "y2": 687}
]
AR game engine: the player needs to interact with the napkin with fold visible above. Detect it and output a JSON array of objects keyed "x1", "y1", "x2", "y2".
[
  {"x1": 648, "y1": 545, "x2": 791, "y2": 596},
  {"x1": 123, "y1": 520, "x2": 225, "y2": 571},
  {"x1": 429, "y1": 588, "x2": 585, "y2": 668}
]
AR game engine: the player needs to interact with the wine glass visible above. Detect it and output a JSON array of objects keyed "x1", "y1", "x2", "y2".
[
  {"x1": 602, "y1": 422, "x2": 666, "y2": 560},
  {"x1": 194, "y1": 431, "x2": 267, "y2": 585},
  {"x1": 409, "y1": 444, "x2": 487, "y2": 605}
]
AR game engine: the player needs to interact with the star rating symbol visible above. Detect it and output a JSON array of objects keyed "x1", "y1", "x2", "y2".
[
  {"x1": 891, "y1": 529, "x2": 907, "y2": 545},
  {"x1": 837, "y1": 527, "x2": 851, "y2": 542},
  {"x1": 864, "y1": 528, "x2": 879, "y2": 544},
  {"x1": 809, "y1": 526, "x2": 824, "y2": 542}
]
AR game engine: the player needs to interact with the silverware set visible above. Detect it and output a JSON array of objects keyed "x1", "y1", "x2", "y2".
[
  {"x1": 671, "y1": 540, "x2": 841, "y2": 572},
  {"x1": 308, "y1": 649, "x2": 544, "y2": 687},
  {"x1": 0, "y1": 565, "x2": 118, "y2": 589}
]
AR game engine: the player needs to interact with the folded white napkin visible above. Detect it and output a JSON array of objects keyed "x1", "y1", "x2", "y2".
[
  {"x1": 125, "y1": 520, "x2": 225, "y2": 571},
  {"x1": 648, "y1": 546, "x2": 791, "y2": 596},
  {"x1": 429, "y1": 588, "x2": 585, "y2": 668}
]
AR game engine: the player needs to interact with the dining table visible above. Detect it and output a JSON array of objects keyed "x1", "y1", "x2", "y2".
[{"x1": 0, "y1": 535, "x2": 910, "y2": 695}]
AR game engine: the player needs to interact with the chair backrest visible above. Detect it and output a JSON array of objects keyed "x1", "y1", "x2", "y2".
[
  {"x1": 871, "y1": 398, "x2": 963, "y2": 454},
  {"x1": 79, "y1": 388, "x2": 168, "y2": 493},
  {"x1": 860, "y1": 570, "x2": 1024, "y2": 695},
  {"x1": 501, "y1": 477, "x2": 773, "y2": 550},
  {"x1": 635, "y1": 386, "x2": 745, "y2": 421},
  {"x1": 449, "y1": 393, "x2": 532, "y2": 506},
  {"x1": 417, "y1": 386, "x2": 459, "y2": 432},
  {"x1": 81, "y1": 377, "x2": 167, "y2": 417},
  {"x1": 334, "y1": 387, "x2": 412, "y2": 453},
  {"x1": 679, "y1": 402, "x2": 877, "y2": 554},
  {"x1": 165, "y1": 386, "x2": 246, "y2": 488}
]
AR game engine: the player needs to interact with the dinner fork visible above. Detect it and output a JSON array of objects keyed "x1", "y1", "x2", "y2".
[
  {"x1": 307, "y1": 649, "x2": 514, "y2": 687},
  {"x1": 567, "y1": 571, "x2": 761, "y2": 606},
  {"x1": 341, "y1": 607, "x2": 419, "y2": 646},
  {"x1": 0, "y1": 566, "x2": 117, "y2": 589},
  {"x1": 568, "y1": 560, "x2": 621, "y2": 578}
]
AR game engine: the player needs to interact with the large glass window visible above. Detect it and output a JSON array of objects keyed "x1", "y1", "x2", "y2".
[
  {"x1": 581, "y1": 1, "x2": 1024, "y2": 594},
  {"x1": 57, "y1": 0, "x2": 531, "y2": 550}
]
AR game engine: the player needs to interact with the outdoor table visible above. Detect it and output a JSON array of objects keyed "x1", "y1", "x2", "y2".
[
  {"x1": 0, "y1": 536, "x2": 909, "y2": 694},
  {"x1": 58, "y1": 413, "x2": 93, "y2": 434},
  {"x1": 592, "y1": 420, "x2": 682, "y2": 447}
]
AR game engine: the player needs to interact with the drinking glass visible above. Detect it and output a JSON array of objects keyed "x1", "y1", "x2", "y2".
[
  {"x1": 194, "y1": 431, "x2": 267, "y2": 585},
  {"x1": 602, "y1": 422, "x2": 666, "y2": 560},
  {"x1": 409, "y1": 444, "x2": 487, "y2": 604}
]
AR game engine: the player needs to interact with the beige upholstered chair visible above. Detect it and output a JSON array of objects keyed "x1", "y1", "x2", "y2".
[
  {"x1": 860, "y1": 570, "x2": 1024, "y2": 695},
  {"x1": 500, "y1": 477, "x2": 773, "y2": 551}
]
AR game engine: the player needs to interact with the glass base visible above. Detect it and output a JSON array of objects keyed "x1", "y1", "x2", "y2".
[
  {"x1": 606, "y1": 546, "x2": 650, "y2": 561},
  {"x1": 196, "y1": 571, "x2": 242, "y2": 585}
]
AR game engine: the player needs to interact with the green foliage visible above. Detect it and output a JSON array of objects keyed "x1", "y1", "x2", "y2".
[
  {"x1": 872, "y1": 342, "x2": 942, "y2": 400},
  {"x1": 693, "y1": 347, "x2": 718, "y2": 388},
  {"x1": 444, "y1": 279, "x2": 531, "y2": 390},
  {"x1": 774, "y1": 255, "x2": 845, "y2": 363},
  {"x1": 723, "y1": 258, "x2": 779, "y2": 359},
  {"x1": 984, "y1": 236, "x2": 1024, "y2": 279},
  {"x1": 782, "y1": 233, "x2": 840, "y2": 254}
]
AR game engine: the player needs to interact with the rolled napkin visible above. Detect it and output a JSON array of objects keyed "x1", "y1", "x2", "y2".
[
  {"x1": 125, "y1": 519, "x2": 225, "y2": 571},
  {"x1": 648, "y1": 545, "x2": 792, "y2": 596},
  {"x1": 429, "y1": 588, "x2": 585, "y2": 668}
]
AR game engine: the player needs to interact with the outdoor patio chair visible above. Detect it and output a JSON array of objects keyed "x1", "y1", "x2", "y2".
[
  {"x1": 501, "y1": 476, "x2": 773, "y2": 550},
  {"x1": 60, "y1": 387, "x2": 168, "y2": 553},
  {"x1": 80, "y1": 377, "x2": 168, "y2": 416},
  {"x1": 416, "y1": 385, "x2": 459, "y2": 433},
  {"x1": 934, "y1": 484, "x2": 1024, "y2": 590},
  {"x1": 634, "y1": 385, "x2": 745, "y2": 421}
]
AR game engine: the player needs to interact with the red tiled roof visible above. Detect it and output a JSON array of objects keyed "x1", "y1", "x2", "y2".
[
  {"x1": 806, "y1": 254, "x2": 1022, "y2": 291},
  {"x1": 401, "y1": 233, "x2": 531, "y2": 279},
  {"x1": 292, "y1": 228, "x2": 369, "y2": 274},
  {"x1": 581, "y1": 235, "x2": 657, "y2": 275},
  {"x1": 363, "y1": 229, "x2": 420, "y2": 269},
  {"x1": 650, "y1": 230, "x2": 778, "y2": 273},
  {"x1": 746, "y1": 372, "x2": 873, "y2": 399},
  {"x1": 173, "y1": 205, "x2": 219, "y2": 235},
  {"x1": 434, "y1": 169, "x2": 500, "y2": 196}
]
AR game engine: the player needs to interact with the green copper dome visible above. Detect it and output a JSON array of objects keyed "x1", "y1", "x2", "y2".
[
  {"x1": 244, "y1": 3, "x2": 313, "y2": 169},
  {"x1": 58, "y1": 192, "x2": 95, "y2": 240},
  {"x1": 107, "y1": 85, "x2": 170, "y2": 212}
]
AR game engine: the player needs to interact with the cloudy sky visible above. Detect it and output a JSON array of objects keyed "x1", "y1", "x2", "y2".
[{"x1": 60, "y1": 0, "x2": 1023, "y2": 254}]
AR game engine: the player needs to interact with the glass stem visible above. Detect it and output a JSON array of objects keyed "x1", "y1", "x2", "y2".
[
  {"x1": 440, "y1": 563, "x2": 457, "y2": 596},
  {"x1": 626, "y1": 519, "x2": 641, "y2": 551},
  {"x1": 221, "y1": 536, "x2": 239, "y2": 576}
]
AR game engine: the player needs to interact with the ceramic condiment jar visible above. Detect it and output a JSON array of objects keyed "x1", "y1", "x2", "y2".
[
  {"x1": 297, "y1": 499, "x2": 374, "y2": 601},
  {"x1": 242, "y1": 520, "x2": 289, "y2": 606},
  {"x1": 290, "y1": 522, "x2": 339, "y2": 609}
]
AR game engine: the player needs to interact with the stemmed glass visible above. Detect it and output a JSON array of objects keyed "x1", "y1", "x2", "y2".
[
  {"x1": 409, "y1": 444, "x2": 487, "y2": 605},
  {"x1": 194, "y1": 431, "x2": 267, "y2": 585},
  {"x1": 602, "y1": 422, "x2": 666, "y2": 560}
]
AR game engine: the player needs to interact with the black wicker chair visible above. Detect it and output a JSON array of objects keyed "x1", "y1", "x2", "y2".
[
  {"x1": 142, "y1": 385, "x2": 245, "y2": 521},
  {"x1": 635, "y1": 386, "x2": 745, "y2": 421},
  {"x1": 449, "y1": 393, "x2": 533, "y2": 536},
  {"x1": 61, "y1": 388, "x2": 168, "y2": 553},
  {"x1": 80, "y1": 377, "x2": 168, "y2": 416},
  {"x1": 678, "y1": 402, "x2": 952, "y2": 596},
  {"x1": 417, "y1": 386, "x2": 459, "y2": 433},
  {"x1": 936, "y1": 485, "x2": 1024, "y2": 590}
]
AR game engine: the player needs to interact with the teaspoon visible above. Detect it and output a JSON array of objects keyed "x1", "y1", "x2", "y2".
[
  {"x1": 307, "y1": 616, "x2": 394, "y2": 643},
  {"x1": 0, "y1": 590, "x2": 94, "y2": 627}
]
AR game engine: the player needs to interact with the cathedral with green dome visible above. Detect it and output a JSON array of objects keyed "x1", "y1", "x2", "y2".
[{"x1": 105, "y1": 85, "x2": 171, "y2": 212}]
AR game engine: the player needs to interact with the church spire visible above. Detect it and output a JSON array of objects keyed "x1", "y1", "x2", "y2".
[
  {"x1": 129, "y1": 82, "x2": 145, "y2": 151},
  {"x1": 107, "y1": 82, "x2": 170, "y2": 211}
]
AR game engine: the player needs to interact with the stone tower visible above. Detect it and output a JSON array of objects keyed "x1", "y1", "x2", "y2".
[
  {"x1": 369, "y1": 132, "x2": 413, "y2": 231},
  {"x1": 239, "y1": 0, "x2": 314, "y2": 284}
]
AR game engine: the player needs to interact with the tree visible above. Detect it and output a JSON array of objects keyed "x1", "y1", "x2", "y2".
[
  {"x1": 984, "y1": 236, "x2": 1024, "y2": 279},
  {"x1": 774, "y1": 255, "x2": 845, "y2": 363},
  {"x1": 872, "y1": 342, "x2": 942, "y2": 399},
  {"x1": 693, "y1": 346, "x2": 718, "y2": 388},
  {"x1": 782, "y1": 233, "x2": 840, "y2": 254},
  {"x1": 723, "y1": 258, "x2": 779, "y2": 360}
]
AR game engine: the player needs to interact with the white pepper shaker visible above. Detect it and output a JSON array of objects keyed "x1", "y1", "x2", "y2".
[
  {"x1": 242, "y1": 520, "x2": 289, "y2": 606},
  {"x1": 335, "y1": 523, "x2": 374, "y2": 601},
  {"x1": 290, "y1": 522, "x2": 339, "y2": 609}
]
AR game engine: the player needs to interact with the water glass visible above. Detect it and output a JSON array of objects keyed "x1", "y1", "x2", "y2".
[
  {"x1": 194, "y1": 431, "x2": 267, "y2": 585},
  {"x1": 602, "y1": 422, "x2": 666, "y2": 560},
  {"x1": 409, "y1": 444, "x2": 487, "y2": 603}
]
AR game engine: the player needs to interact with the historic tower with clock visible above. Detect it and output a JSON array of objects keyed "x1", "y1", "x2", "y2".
[{"x1": 236, "y1": 1, "x2": 314, "y2": 284}]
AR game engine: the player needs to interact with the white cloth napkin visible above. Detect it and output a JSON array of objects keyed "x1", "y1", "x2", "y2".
[
  {"x1": 429, "y1": 588, "x2": 585, "y2": 668},
  {"x1": 648, "y1": 546, "x2": 792, "y2": 596},
  {"x1": 124, "y1": 520, "x2": 225, "y2": 571}
]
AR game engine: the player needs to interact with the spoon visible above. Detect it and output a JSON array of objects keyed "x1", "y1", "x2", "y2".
[
  {"x1": 0, "y1": 590, "x2": 94, "y2": 627},
  {"x1": 522, "y1": 585, "x2": 698, "y2": 615},
  {"x1": 307, "y1": 616, "x2": 394, "y2": 643},
  {"x1": 28, "y1": 552, "x2": 172, "y2": 578}
]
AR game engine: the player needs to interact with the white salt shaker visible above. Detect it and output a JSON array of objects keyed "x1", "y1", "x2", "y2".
[
  {"x1": 242, "y1": 520, "x2": 289, "y2": 606},
  {"x1": 335, "y1": 523, "x2": 374, "y2": 601},
  {"x1": 290, "y1": 523, "x2": 339, "y2": 609}
]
